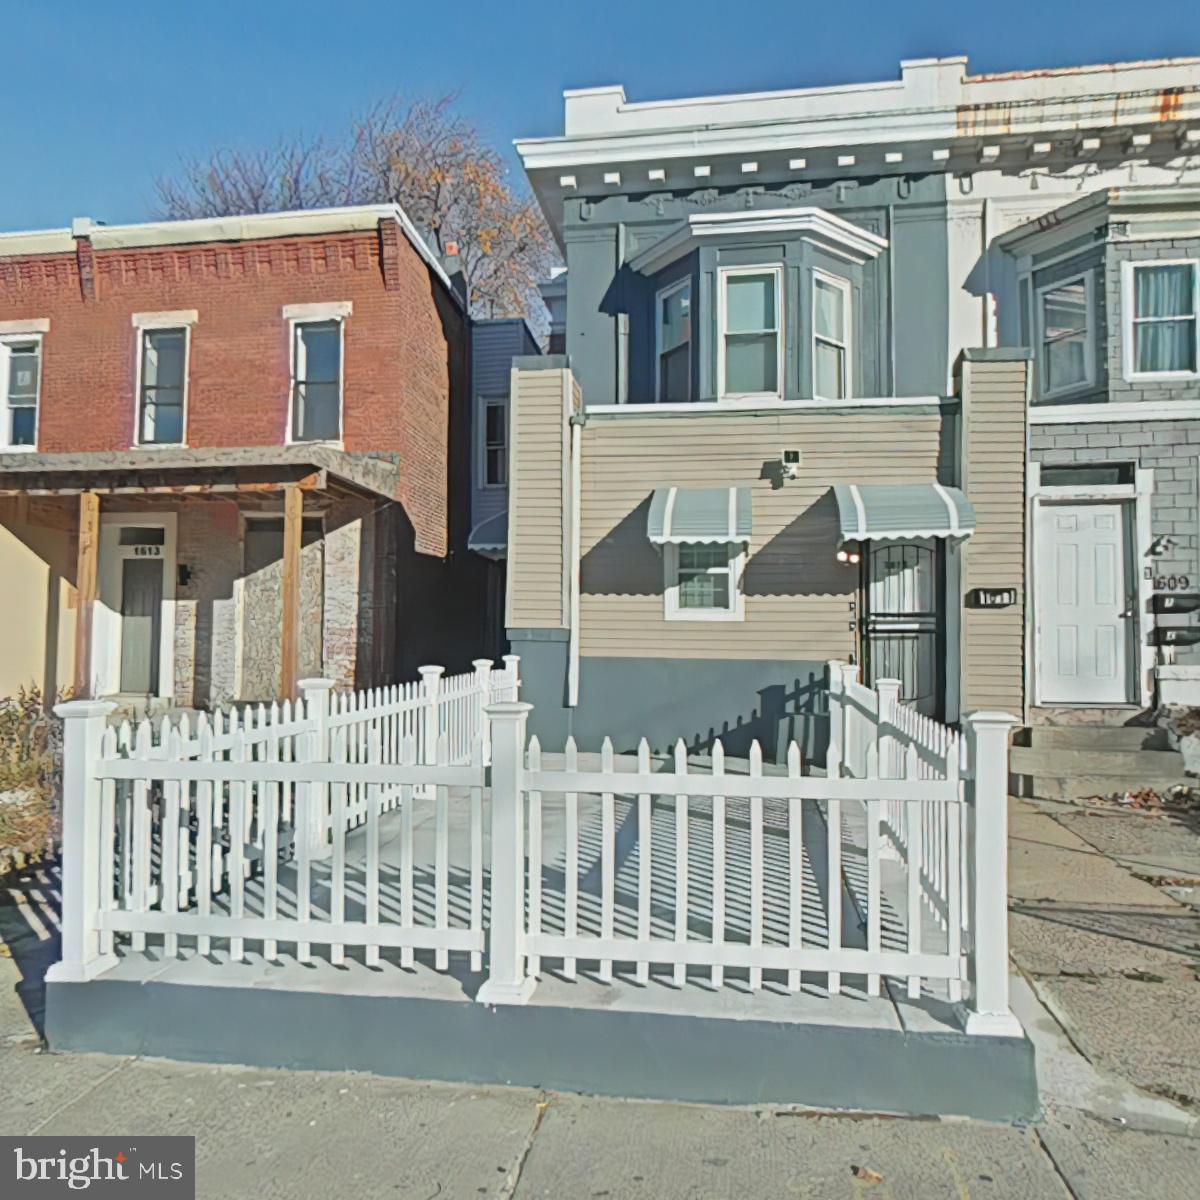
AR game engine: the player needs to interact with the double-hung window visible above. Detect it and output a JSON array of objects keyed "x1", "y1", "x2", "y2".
[
  {"x1": 665, "y1": 542, "x2": 745, "y2": 621},
  {"x1": 1, "y1": 338, "x2": 41, "y2": 448},
  {"x1": 656, "y1": 279, "x2": 692, "y2": 402},
  {"x1": 291, "y1": 320, "x2": 343, "y2": 442},
  {"x1": 719, "y1": 266, "x2": 782, "y2": 400},
  {"x1": 1037, "y1": 273, "x2": 1092, "y2": 395},
  {"x1": 1125, "y1": 261, "x2": 1199, "y2": 378},
  {"x1": 480, "y1": 397, "x2": 507, "y2": 487},
  {"x1": 137, "y1": 328, "x2": 188, "y2": 445},
  {"x1": 813, "y1": 271, "x2": 851, "y2": 400}
]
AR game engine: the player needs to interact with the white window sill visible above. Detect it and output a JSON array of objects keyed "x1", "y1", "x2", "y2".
[
  {"x1": 286, "y1": 438, "x2": 345, "y2": 450},
  {"x1": 132, "y1": 443, "x2": 189, "y2": 451},
  {"x1": 664, "y1": 610, "x2": 746, "y2": 623},
  {"x1": 0, "y1": 444, "x2": 38, "y2": 453},
  {"x1": 1124, "y1": 371, "x2": 1200, "y2": 383}
]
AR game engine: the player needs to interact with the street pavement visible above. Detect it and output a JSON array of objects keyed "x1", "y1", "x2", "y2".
[{"x1": 0, "y1": 795, "x2": 1197, "y2": 1199}]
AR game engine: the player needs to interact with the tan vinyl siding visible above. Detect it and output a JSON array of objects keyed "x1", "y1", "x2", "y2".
[
  {"x1": 506, "y1": 368, "x2": 569, "y2": 628},
  {"x1": 579, "y1": 408, "x2": 949, "y2": 660},
  {"x1": 960, "y1": 358, "x2": 1028, "y2": 716}
]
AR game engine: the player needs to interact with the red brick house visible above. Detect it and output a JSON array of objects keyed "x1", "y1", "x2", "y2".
[{"x1": 0, "y1": 206, "x2": 478, "y2": 707}]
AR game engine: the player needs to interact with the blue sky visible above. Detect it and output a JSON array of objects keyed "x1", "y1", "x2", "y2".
[{"x1": 4, "y1": 0, "x2": 1198, "y2": 231}]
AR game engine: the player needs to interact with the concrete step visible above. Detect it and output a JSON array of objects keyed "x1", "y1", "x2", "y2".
[
  {"x1": 1012, "y1": 774, "x2": 1191, "y2": 802},
  {"x1": 1010, "y1": 735, "x2": 1190, "y2": 801},
  {"x1": 1016, "y1": 725, "x2": 1169, "y2": 752},
  {"x1": 1009, "y1": 746, "x2": 1184, "y2": 778}
]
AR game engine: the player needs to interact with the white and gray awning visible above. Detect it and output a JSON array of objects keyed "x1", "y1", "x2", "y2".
[
  {"x1": 468, "y1": 509, "x2": 508, "y2": 558},
  {"x1": 833, "y1": 483, "x2": 976, "y2": 541},
  {"x1": 647, "y1": 486, "x2": 753, "y2": 545}
]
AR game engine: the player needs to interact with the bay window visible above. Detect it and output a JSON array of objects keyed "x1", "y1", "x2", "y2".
[
  {"x1": 1038, "y1": 273, "x2": 1093, "y2": 395},
  {"x1": 656, "y1": 278, "x2": 692, "y2": 402},
  {"x1": 1125, "y1": 261, "x2": 1199, "y2": 378},
  {"x1": 719, "y1": 266, "x2": 782, "y2": 400},
  {"x1": 813, "y1": 271, "x2": 851, "y2": 400}
]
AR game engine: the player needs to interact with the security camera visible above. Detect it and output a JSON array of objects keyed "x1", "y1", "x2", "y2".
[{"x1": 781, "y1": 448, "x2": 801, "y2": 480}]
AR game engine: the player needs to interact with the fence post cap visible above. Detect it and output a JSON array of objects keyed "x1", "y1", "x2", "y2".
[
  {"x1": 297, "y1": 677, "x2": 336, "y2": 692},
  {"x1": 965, "y1": 710, "x2": 1018, "y2": 728},
  {"x1": 53, "y1": 699, "x2": 116, "y2": 720},
  {"x1": 876, "y1": 677, "x2": 902, "y2": 692},
  {"x1": 502, "y1": 654, "x2": 521, "y2": 665},
  {"x1": 472, "y1": 658, "x2": 494, "y2": 671},
  {"x1": 485, "y1": 700, "x2": 534, "y2": 719},
  {"x1": 418, "y1": 664, "x2": 446, "y2": 679}
]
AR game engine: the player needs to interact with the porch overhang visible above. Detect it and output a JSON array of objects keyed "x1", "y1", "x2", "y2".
[
  {"x1": 647, "y1": 485, "x2": 753, "y2": 544},
  {"x1": 468, "y1": 509, "x2": 508, "y2": 559},
  {"x1": 833, "y1": 483, "x2": 976, "y2": 541},
  {"x1": 0, "y1": 444, "x2": 401, "y2": 501}
]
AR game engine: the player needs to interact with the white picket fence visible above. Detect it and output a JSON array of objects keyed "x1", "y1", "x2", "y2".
[{"x1": 50, "y1": 655, "x2": 1019, "y2": 1036}]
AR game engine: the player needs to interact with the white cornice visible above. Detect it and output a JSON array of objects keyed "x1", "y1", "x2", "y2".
[{"x1": 629, "y1": 207, "x2": 889, "y2": 275}]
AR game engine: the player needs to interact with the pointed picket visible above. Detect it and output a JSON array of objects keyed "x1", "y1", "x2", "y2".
[
  {"x1": 710, "y1": 738, "x2": 726, "y2": 990},
  {"x1": 673, "y1": 738, "x2": 689, "y2": 989},
  {"x1": 564, "y1": 735, "x2": 580, "y2": 980},
  {"x1": 599, "y1": 736, "x2": 615, "y2": 983},
  {"x1": 787, "y1": 740, "x2": 804, "y2": 991},
  {"x1": 748, "y1": 740, "x2": 764, "y2": 991},
  {"x1": 527, "y1": 735, "x2": 543, "y2": 977}
]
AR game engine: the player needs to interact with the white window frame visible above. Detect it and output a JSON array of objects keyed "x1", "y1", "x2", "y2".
[
  {"x1": 477, "y1": 394, "x2": 508, "y2": 489},
  {"x1": 287, "y1": 314, "x2": 346, "y2": 445},
  {"x1": 1036, "y1": 270, "x2": 1095, "y2": 399},
  {"x1": 717, "y1": 264, "x2": 784, "y2": 402},
  {"x1": 132, "y1": 318, "x2": 193, "y2": 449},
  {"x1": 811, "y1": 268, "x2": 852, "y2": 401},
  {"x1": 663, "y1": 541, "x2": 746, "y2": 622},
  {"x1": 655, "y1": 276, "x2": 692, "y2": 403},
  {"x1": 1122, "y1": 259, "x2": 1200, "y2": 382},
  {"x1": 0, "y1": 330, "x2": 46, "y2": 452}
]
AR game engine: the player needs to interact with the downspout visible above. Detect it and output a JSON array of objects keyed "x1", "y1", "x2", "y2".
[
  {"x1": 886, "y1": 204, "x2": 896, "y2": 393},
  {"x1": 567, "y1": 412, "x2": 585, "y2": 707}
]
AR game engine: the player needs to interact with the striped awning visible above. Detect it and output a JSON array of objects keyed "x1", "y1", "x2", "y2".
[
  {"x1": 647, "y1": 486, "x2": 753, "y2": 545},
  {"x1": 833, "y1": 483, "x2": 976, "y2": 541},
  {"x1": 468, "y1": 509, "x2": 507, "y2": 558}
]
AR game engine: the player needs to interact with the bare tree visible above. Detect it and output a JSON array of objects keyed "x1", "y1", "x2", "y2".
[{"x1": 155, "y1": 97, "x2": 556, "y2": 324}]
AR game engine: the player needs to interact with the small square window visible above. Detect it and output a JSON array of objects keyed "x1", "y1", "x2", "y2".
[{"x1": 665, "y1": 542, "x2": 745, "y2": 620}]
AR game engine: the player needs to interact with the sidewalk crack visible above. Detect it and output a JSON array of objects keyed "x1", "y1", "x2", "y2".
[{"x1": 500, "y1": 1091, "x2": 550, "y2": 1199}]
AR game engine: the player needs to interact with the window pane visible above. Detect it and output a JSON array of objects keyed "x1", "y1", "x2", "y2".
[
  {"x1": 142, "y1": 399, "x2": 184, "y2": 446},
  {"x1": 814, "y1": 340, "x2": 845, "y2": 399},
  {"x1": 9, "y1": 406, "x2": 35, "y2": 446},
  {"x1": 660, "y1": 283, "x2": 691, "y2": 352},
  {"x1": 659, "y1": 343, "x2": 690, "y2": 403},
  {"x1": 486, "y1": 447, "x2": 506, "y2": 486},
  {"x1": 1135, "y1": 265, "x2": 1195, "y2": 319},
  {"x1": 724, "y1": 333, "x2": 778, "y2": 394},
  {"x1": 814, "y1": 278, "x2": 846, "y2": 342},
  {"x1": 1042, "y1": 280, "x2": 1088, "y2": 339},
  {"x1": 1045, "y1": 333, "x2": 1088, "y2": 390},
  {"x1": 485, "y1": 403, "x2": 505, "y2": 447},
  {"x1": 725, "y1": 274, "x2": 775, "y2": 333},
  {"x1": 1135, "y1": 320, "x2": 1197, "y2": 373},
  {"x1": 142, "y1": 329, "x2": 186, "y2": 389},
  {"x1": 7, "y1": 344, "x2": 39, "y2": 404},
  {"x1": 298, "y1": 321, "x2": 341, "y2": 382},
  {"x1": 679, "y1": 544, "x2": 727, "y2": 571},
  {"x1": 679, "y1": 572, "x2": 729, "y2": 609},
  {"x1": 294, "y1": 381, "x2": 340, "y2": 441}
]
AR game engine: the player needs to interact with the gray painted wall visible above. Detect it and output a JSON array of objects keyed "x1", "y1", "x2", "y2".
[{"x1": 561, "y1": 175, "x2": 951, "y2": 405}]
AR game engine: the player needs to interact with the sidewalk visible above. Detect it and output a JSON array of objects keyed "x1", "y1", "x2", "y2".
[{"x1": 1, "y1": 797, "x2": 1198, "y2": 1199}]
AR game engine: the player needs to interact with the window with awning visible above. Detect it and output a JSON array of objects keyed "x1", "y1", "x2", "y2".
[{"x1": 647, "y1": 485, "x2": 753, "y2": 544}]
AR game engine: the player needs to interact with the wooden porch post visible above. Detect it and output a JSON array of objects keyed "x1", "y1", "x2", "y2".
[
  {"x1": 73, "y1": 491, "x2": 100, "y2": 698},
  {"x1": 279, "y1": 484, "x2": 302, "y2": 701}
]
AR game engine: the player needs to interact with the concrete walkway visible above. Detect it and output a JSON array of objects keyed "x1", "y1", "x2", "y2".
[{"x1": 2, "y1": 796, "x2": 1199, "y2": 1198}]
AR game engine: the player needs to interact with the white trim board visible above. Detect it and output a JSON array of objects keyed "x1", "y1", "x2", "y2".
[
  {"x1": 1030, "y1": 400, "x2": 1200, "y2": 424},
  {"x1": 586, "y1": 396, "x2": 948, "y2": 418}
]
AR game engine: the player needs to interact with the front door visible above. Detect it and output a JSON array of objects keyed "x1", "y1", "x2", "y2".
[
  {"x1": 119, "y1": 557, "x2": 163, "y2": 694},
  {"x1": 1036, "y1": 501, "x2": 1132, "y2": 704},
  {"x1": 864, "y1": 539, "x2": 942, "y2": 717}
]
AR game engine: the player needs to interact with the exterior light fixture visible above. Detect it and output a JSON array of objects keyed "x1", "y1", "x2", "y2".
[{"x1": 837, "y1": 541, "x2": 862, "y2": 565}]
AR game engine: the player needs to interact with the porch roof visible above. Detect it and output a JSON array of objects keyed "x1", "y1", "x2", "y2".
[
  {"x1": 647, "y1": 485, "x2": 753, "y2": 544},
  {"x1": 833, "y1": 482, "x2": 976, "y2": 541},
  {"x1": 0, "y1": 445, "x2": 401, "y2": 501}
]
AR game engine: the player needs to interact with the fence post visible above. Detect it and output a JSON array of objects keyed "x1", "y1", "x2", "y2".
[
  {"x1": 418, "y1": 665, "x2": 444, "y2": 766},
  {"x1": 477, "y1": 700, "x2": 536, "y2": 1005},
  {"x1": 875, "y1": 678, "x2": 902, "y2": 778},
  {"x1": 472, "y1": 659, "x2": 493, "y2": 764},
  {"x1": 47, "y1": 699, "x2": 117, "y2": 984},
  {"x1": 826, "y1": 660, "x2": 845, "y2": 776},
  {"x1": 964, "y1": 710, "x2": 1022, "y2": 1037},
  {"x1": 839, "y1": 661, "x2": 861, "y2": 775},
  {"x1": 501, "y1": 654, "x2": 521, "y2": 699},
  {"x1": 299, "y1": 678, "x2": 335, "y2": 858}
]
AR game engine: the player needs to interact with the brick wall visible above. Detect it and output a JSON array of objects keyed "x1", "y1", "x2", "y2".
[{"x1": 0, "y1": 220, "x2": 466, "y2": 556}]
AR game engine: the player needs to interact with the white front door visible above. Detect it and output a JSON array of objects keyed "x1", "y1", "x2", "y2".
[{"x1": 1036, "y1": 501, "x2": 1132, "y2": 704}]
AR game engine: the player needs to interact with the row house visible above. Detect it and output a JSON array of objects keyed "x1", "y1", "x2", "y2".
[
  {"x1": 0, "y1": 205, "x2": 484, "y2": 708},
  {"x1": 500, "y1": 55, "x2": 1200, "y2": 755}
]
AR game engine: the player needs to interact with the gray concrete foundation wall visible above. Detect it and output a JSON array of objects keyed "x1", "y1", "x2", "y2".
[{"x1": 45, "y1": 978, "x2": 1038, "y2": 1122}]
